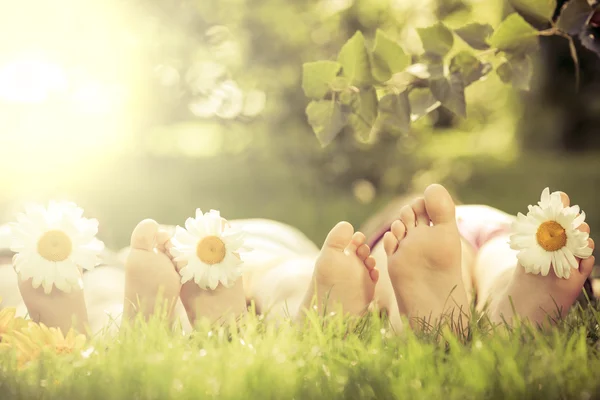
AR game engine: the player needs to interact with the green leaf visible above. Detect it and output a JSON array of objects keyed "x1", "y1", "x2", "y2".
[
  {"x1": 371, "y1": 29, "x2": 411, "y2": 83},
  {"x1": 329, "y1": 76, "x2": 350, "y2": 91},
  {"x1": 408, "y1": 88, "x2": 440, "y2": 121},
  {"x1": 496, "y1": 62, "x2": 512, "y2": 83},
  {"x1": 339, "y1": 89, "x2": 360, "y2": 107},
  {"x1": 373, "y1": 91, "x2": 411, "y2": 135},
  {"x1": 417, "y1": 22, "x2": 455, "y2": 57},
  {"x1": 510, "y1": 56, "x2": 533, "y2": 91},
  {"x1": 302, "y1": 61, "x2": 342, "y2": 99},
  {"x1": 454, "y1": 23, "x2": 494, "y2": 50},
  {"x1": 449, "y1": 51, "x2": 492, "y2": 86},
  {"x1": 496, "y1": 55, "x2": 533, "y2": 91},
  {"x1": 305, "y1": 100, "x2": 349, "y2": 147},
  {"x1": 338, "y1": 31, "x2": 373, "y2": 87},
  {"x1": 557, "y1": 0, "x2": 593, "y2": 35},
  {"x1": 489, "y1": 13, "x2": 539, "y2": 55},
  {"x1": 509, "y1": 0, "x2": 557, "y2": 22},
  {"x1": 429, "y1": 73, "x2": 466, "y2": 117},
  {"x1": 388, "y1": 64, "x2": 433, "y2": 92},
  {"x1": 348, "y1": 88, "x2": 378, "y2": 142},
  {"x1": 389, "y1": 63, "x2": 444, "y2": 91}
]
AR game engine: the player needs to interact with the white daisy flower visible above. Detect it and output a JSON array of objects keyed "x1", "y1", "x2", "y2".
[
  {"x1": 509, "y1": 188, "x2": 593, "y2": 279},
  {"x1": 170, "y1": 209, "x2": 248, "y2": 290},
  {"x1": 9, "y1": 201, "x2": 104, "y2": 294}
]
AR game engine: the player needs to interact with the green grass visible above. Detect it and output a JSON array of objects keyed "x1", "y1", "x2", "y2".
[{"x1": 3, "y1": 301, "x2": 600, "y2": 400}]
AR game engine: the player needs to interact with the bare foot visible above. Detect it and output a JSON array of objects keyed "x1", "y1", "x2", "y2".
[
  {"x1": 384, "y1": 184, "x2": 469, "y2": 331},
  {"x1": 298, "y1": 222, "x2": 379, "y2": 319},
  {"x1": 17, "y1": 267, "x2": 88, "y2": 334},
  {"x1": 490, "y1": 192, "x2": 595, "y2": 327},
  {"x1": 174, "y1": 212, "x2": 247, "y2": 326},
  {"x1": 179, "y1": 279, "x2": 247, "y2": 326},
  {"x1": 123, "y1": 219, "x2": 181, "y2": 322}
]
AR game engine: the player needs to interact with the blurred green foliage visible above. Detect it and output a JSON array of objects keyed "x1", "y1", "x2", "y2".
[{"x1": 1, "y1": 0, "x2": 599, "y2": 249}]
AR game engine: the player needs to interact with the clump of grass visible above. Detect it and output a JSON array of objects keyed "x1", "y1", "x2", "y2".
[{"x1": 2, "y1": 299, "x2": 600, "y2": 400}]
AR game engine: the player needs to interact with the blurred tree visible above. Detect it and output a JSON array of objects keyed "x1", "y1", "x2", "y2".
[{"x1": 519, "y1": 0, "x2": 600, "y2": 151}]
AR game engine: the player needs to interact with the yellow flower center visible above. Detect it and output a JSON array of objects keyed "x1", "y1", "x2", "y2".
[
  {"x1": 196, "y1": 236, "x2": 226, "y2": 265},
  {"x1": 37, "y1": 230, "x2": 72, "y2": 262},
  {"x1": 536, "y1": 221, "x2": 567, "y2": 252}
]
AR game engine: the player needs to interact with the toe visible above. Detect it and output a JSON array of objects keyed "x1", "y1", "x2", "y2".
[
  {"x1": 424, "y1": 184, "x2": 456, "y2": 225},
  {"x1": 383, "y1": 231, "x2": 398, "y2": 256},
  {"x1": 365, "y1": 256, "x2": 376, "y2": 270},
  {"x1": 323, "y1": 221, "x2": 354, "y2": 251},
  {"x1": 156, "y1": 230, "x2": 172, "y2": 253},
  {"x1": 357, "y1": 244, "x2": 370, "y2": 260},
  {"x1": 346, "y1": 232, "x2": 366, "y2": 254},
  {"x1": 130, "y1": 219, "x2": 159, "y2": 251},
  {"x1": 559, "y1": 191, "x2": 570, "y2": 207},
  {"x1": 411, "y1": 197, "x2": 430, "y2": 226},
  {"x1": 580, "y1": 255, "x2": 595, "y2": 278},
  {"x1": 399, "y1": 206, "x2": 416, "y2": 231},
  {"x1": 579, "y1": 238, "x2": 595, "y2": 275},
  {"x1": 391, "y1": 220, "x2": 406, "y2": 240},
  {"x1": 369, "y1": 268, "x2": 380, "y2": 283}
]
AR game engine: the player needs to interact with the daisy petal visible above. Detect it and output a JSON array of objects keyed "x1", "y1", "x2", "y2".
[
  {"x1": 31, "y1": 272, "x2": 44, "y2": 289},
  {"x1": 42, "y1": 277, "x2": 54, "y2": 295},
  {"x1": 172, "y1": 209, "x2": 249, "y2": 290},
  {"x1": 207, "y1": 266, "x2": 220, "y2": 290},
  {"x1": 572, "y1": 211, "x2": 586, "y2": 229},
  {"x1": 562, "y1": 248, "x2": 579, "y2": 270},
  {"x1": 573, "y1": 245, "x2": 593, "y2": 259},
  {"x1": 179, "y1": 266, "x2": 194, "y2": 284},
  {"x1": 174, "y1": 226, "x2": 197, "y2": 245},
  {"x1": 538, "y1": 187, "x2": 550, "y2": 208},
  {"x1": 9, "y1": 201, "x2": 104, "y2": 294},
  {"x1": 53, "y1": 276, "x2": 72, "y2": 293}
]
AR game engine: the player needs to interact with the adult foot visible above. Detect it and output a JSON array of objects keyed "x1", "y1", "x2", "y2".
[
  {"x1": 298, "y1": 222, "x2": 379, "y2": 319},
  {"x1": 123, "y1": 219, "x2": 181, "y2": 322},
  {"x1": 489, "y1": 192, "x2": 595, "y2": 327},
  {"x1": 384, "y1": 184, "x2": 469, "y2": 331},
  {"x1": 17, "y1": 262, "x2": 89, "y2": 334}
]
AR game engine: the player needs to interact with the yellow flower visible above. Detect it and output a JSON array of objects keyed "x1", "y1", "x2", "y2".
[
  {"x1": 1, "y1": 321, "x2": 87, "y2": 368},
  {"x1": 0, "y1": 297, "x2": 27, "y2": 340}
]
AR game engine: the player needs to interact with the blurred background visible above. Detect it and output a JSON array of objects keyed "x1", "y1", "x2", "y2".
[{"x1": 0, "y1": 0, "x2": 598, "y2": 250}]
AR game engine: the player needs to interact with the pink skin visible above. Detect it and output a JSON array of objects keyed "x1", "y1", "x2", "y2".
[
  {"x1": 17, "y1": 270, "x2": 89, "y2": 335},
  {"x1": 383, "y1": 184, "x2": 469, "y2": 331},
  {"x1": 488, "y1": 192, "x2": 595, "y2": 327},
  {"x1": 123, "y1": 219, "x2": 181, "y2": 323},
  {"x1": 297, "y1": 221, "x2": 379, "y2": 320}
]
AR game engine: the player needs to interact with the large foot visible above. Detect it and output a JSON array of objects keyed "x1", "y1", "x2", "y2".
[
  {"x1": 490, "y1": 192, "x2": 595, "y2": 327},
  {"x1": 123, "y1": 219, "x2": 181, "y2": 322},
  {"x1": 298, "y1": 222, "x2": 379, "y2": 318},
  {"x1": 384, "y1": 184, "x2": 469, "y2": 331}
]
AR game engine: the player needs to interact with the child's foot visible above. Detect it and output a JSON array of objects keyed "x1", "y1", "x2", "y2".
[
  {"x1": 179, "y1": 278, "x2": 247, "y2": 326},
  {"x1": 383, "y1": 184, "x2": 469, "y2": 330},
  {"x1": 123, "y1": 219, "x2": 181, "y2": 322},
  {"x1": 298, "y1": 222, "x2": 379, "y2": 318},
  {"x1": 490, "y1": 192, "x2": 595, "y2": 327},
  {"x1": 17, "y1": 265, "x2": 89, "y2": 334}
]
